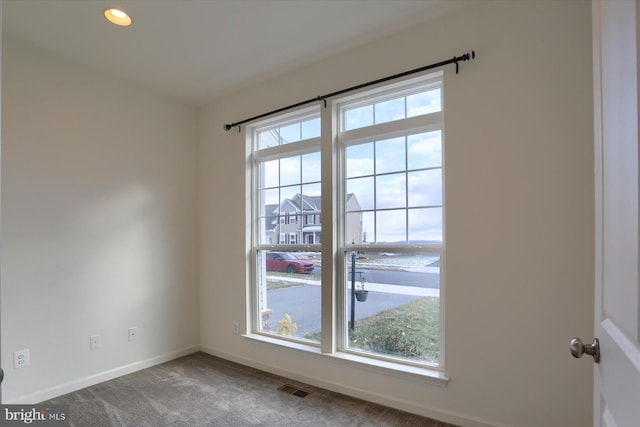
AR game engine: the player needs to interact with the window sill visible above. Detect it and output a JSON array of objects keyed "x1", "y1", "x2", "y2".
[{"x1": 243, "y1": 333, "x2": 449, "y2": 388}]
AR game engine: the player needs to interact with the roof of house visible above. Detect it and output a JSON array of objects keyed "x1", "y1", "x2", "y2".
[{"x1": 264, "y1": 193, "x2": 360, "y2": 231}]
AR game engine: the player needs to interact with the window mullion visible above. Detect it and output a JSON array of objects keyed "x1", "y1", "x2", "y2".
[
  {"x1": 320, "y1": 102, "x2": 337, "y2": 354},
  {"x1": 405, "y1": 136, "x2": 409, "y2": 242}
]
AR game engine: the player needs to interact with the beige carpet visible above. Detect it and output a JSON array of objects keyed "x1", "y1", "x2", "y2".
[{"x1": 44, "y1": 352, "x2": 458, "y2": 426}]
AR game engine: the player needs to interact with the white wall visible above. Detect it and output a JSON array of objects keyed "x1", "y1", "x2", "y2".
[
  {"x1": 1, "y1": 37, "x2": 200, "y2": 402},
  {"x1": 198, "y1": 2, "x2": 594, "y2": 426}
]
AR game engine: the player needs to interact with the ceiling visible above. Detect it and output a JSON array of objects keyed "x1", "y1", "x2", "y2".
[{"x1": 3, "y1": 0, "x2": 467, "y2": 107}]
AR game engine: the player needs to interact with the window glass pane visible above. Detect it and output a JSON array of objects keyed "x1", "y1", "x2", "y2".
[
  {"x1": 408, "y1": 169, "x2": 442, "y2": 207},
  {"x1": 376, "y1": 173, "x2": 406, "y2": 210},
  {"x1": 301, "y1": 185, "x2": 321, "y2": 242},
  {"x1": 347, "y1": 177, "x2": 374, "y2": 211},
  {"x1": 279, "y1": 123, "x2": 301, "y2": 144},
  {"x1": 346, "y1": 142, "x2": 374, "y2": 178},
  {"x1": 374, "y1": 97, "x2": 405, "y2": 125},
  {"x1": 257, "y1": 115, "x2": 320, "y2": 149},
  {"x1": 301, "y1": 183, "x2": 321, "y2": 199},
  {"x1": 260, "y1": 188, "x2": 279, "y2": 209},
  {"x1": 375, "y1": 137, "x2": 406, "y2": 174},
  {"x1": 301, "y1": 152, "x2": 321, "y2": 184},
  {"x1": 345, "y1": 251, "x2": 440, "y2": 364},
  {"x1": 262, "y1": 159, "x2": 279, "y2": 189},
  {"x1": 280, "y1": 185, "x2": 300, "y2": 208},
  {"x1": 257, "y1": 129, "x2": 279, "y2": 149},
  {"x1": 408, "y1": 207, "x2": 442, "y2": 242},
  {"x1": 375, "y1": 209, "x2": 406, "y2": 243},
  {"x1": 361, "y1": 211, "x2": 374, "y2": 244},
  {"x1": 345, "y1": 205, "x2": 364, "y2": 244},
  {"x1": 257, "y1": 250, "x2": 321, "y2": 343},
  {"x1": 279, "y1": 156, "x2": 301, "y2": 186},
  {"x1": 344, "y1": 105, "x2": 373, "y2": 130},
  {"x1": 301, "y1": 118, "x2": 321, "y2": 139},
  {"x1": 259, "y1": 188, "x2": 279, "y2": 245},
  {"x1": 407, "y1": 131, "x2": 442, "y2": 170},
  {"x1": 407, "y1": 88, "x2": 441, "y2": 117}
]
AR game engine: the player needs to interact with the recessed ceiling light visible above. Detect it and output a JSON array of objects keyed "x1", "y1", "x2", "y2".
[{"x1": 104, "y1": 8, "x2": 132, "y2": 27}]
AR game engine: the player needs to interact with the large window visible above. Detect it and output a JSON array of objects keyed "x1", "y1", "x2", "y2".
[
  {"x1": 251, "y1": 108, "x2": 322, "y2": 342},
  {"x1": 249, "y1": 72, "x2": 444, "y2": 368},
  {"x1": 338, "y1": 77, "x2": 443, "y2": 365}
]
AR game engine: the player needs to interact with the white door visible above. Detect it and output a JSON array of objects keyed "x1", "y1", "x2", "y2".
[
  {"x1": 0, "y1": 0, "x2": 4, "y2": 401},
  {"x1": 592, "y1": 0, "x2": 640, "y2": 425}
]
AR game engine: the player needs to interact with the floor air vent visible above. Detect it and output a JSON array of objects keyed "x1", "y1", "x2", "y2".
[{"x1": 278, "y1": 384, "x2": 310, "y2": 398}]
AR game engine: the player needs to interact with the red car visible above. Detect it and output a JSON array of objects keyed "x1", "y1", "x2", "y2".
[{"x1": 266, "y1": 252, "x2": 314, "y2": 274}]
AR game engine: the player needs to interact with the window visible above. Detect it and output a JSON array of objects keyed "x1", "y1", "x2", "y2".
[
  {"x1": 339, "y1": 80, "x2": 443, "y2": 365},
  {"x1": 249, "y1": 73, "x2": 443, "y2": 368},
  {"x1": 251, "y1": 108, "x2": 322, "y2": 342}
]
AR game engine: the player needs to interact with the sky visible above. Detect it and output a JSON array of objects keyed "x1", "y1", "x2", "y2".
[{"x1": 257, "y1": 88, "x2": 443, "y2": 244}]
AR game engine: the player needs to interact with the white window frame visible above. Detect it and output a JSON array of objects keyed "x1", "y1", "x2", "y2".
[
  {"x1": 335, "y1": 74, "x2": 444, "y2": 368},
  {"x1": 247, "y1": 73, "x2": 447, "y2": 380},
  {"x1": 249, "y1": 106, "x2": 322, "y2": 343}
]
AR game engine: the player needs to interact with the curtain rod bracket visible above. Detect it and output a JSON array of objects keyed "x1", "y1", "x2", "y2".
[{"x1": 455, "y1": 50, "x2": 475, "y2": 74}]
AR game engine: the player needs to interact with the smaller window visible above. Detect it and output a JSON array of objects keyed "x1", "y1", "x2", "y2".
[
  {"x1": 306, "y1": 214, "x2": 315, "y2": 225},
  {"x1": 342, "y1": 87, "x2": 441, "y2": 131},
  {"x1": 257, "y1": 117, "x2": 321, "y2": 149},
  {"x1": 289, "y1": 214, "x2": 296, "y2": 224},
  {"x1": 279, "y1": 216, "x2": 285, "y2": 225},
  {"x1": 289, "y1": 233, "x2": 297, "y2": 244},
  {"x1": 279, "y1": 233, "x2": 285, "y2": 244}
]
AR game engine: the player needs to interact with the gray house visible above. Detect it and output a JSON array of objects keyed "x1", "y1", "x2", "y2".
[{"x1": 265, "y1": 193, "x2": 362, "y2": 245}]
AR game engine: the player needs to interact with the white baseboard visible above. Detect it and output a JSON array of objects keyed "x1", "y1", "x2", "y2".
[
  {"x1": 199, "y1": 345, "x2": 505, "y2": 427},
  {"x1": 4, "y1": 346, "x2": 200, "y2": 405}
]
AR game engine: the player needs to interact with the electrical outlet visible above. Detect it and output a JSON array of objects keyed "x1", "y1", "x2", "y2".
[
  {"x1": 233, "y1": 321, "x2": 240, "y2": 335},
  {"x1": 128, "y1": 327, "x2": 137, "y2": 342},
  {"x1": 90, "y1": 335, "x2": 101, "y2": 350},
  {"x1": 14, "y1": 349, "x2": 30, "y2": 369}
]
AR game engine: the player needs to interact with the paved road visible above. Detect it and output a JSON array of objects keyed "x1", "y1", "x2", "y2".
[
  {"x1": 309, "y1": 267, "x2": 440, "y2": 288},
  {"x1": 349, "y1": 268, "x2": 439, "y2": 288}
]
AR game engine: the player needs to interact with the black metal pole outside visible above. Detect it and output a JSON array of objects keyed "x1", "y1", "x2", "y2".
[{"x1": 350, "y1": 252, "x2": 356, "y2": 334}]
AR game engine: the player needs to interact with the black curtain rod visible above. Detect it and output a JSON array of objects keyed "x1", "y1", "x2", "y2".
[{"x1": 224, "y1": 50, "x2": 475, "y2": 132}]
